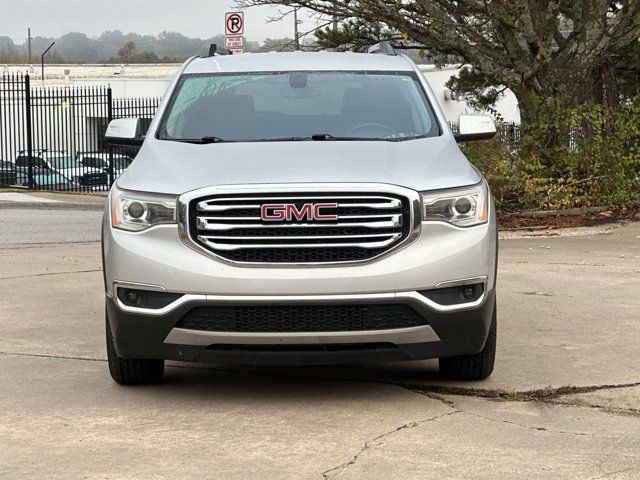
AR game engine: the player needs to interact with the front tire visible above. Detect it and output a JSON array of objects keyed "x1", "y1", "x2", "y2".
[
  {"x1": 105, "y1": 310, "x2": 164, "y2": 385},
  {"x1": 439, "y1": 305, "x2": 497, "y2": 381}
]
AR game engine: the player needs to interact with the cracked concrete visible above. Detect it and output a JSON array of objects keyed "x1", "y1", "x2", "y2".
[
  {"x1": 0, "y1": 209, "x2": 639, "y2": 478},
  {"x1": 330, "y1": 395, "x2": 640, "y2": 480},
  {"x1": 321, "y1": 411, "x2": 461, "y2": 479}
]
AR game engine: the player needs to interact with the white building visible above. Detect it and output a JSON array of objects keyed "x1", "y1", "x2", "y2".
[{"x1": 418, "y1": 65, "x2": 521, "y2": 124}]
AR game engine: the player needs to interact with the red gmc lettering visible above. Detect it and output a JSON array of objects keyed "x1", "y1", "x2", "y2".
[
  {"x1": 260, "y1": 203, "x2": 338, "y2": 221},
  {"x1": 313, "y1": 203, "x2": 338, "y2": 220},
  {"x1": 287, "y1": 203, "x2": 313, "y2": 221},
  {"x1": 261, "y1": 204, "x2": 286, "y2": 221}
]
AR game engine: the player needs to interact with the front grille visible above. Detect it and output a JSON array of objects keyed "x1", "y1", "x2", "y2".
[
  {"x1": 189, "y1": 191, "x2": 411, "y2": 264},
  {"x1": 176, "y1": 304, "x2": 426, "y2": 333}
]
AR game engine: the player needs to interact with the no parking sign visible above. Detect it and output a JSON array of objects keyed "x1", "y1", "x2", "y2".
[
  {"x1": 225, "y1": 12, "x2": 244, "y2": 35},
  {"x1": 225, "y1": 11, "x2": 245, "y2": 53}
]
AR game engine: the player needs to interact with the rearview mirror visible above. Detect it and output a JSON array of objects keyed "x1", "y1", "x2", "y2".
[
  {"x1": 105, "y1": 118, "x2": 144, "y2": 147},
  {"x1": 455, "y1": 114, "x2": 497, "y2": 143}
]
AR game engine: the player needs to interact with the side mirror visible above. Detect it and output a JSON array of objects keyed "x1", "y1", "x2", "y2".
[
  {"x1": 455, "y1": 114, "x2": 497, "y2": 143},
  {"x1": 105, "y1": 118, "x2": 144, "y2": 147}
]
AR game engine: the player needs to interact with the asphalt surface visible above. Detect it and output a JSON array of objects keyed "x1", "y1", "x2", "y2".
[{"x1": 1, "y1": 203, "x2": 639, "y2": 479}]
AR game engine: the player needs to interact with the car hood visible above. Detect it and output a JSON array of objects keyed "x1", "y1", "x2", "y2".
[{"x1": 117, "y1": 135, "x2": 481, "y2": 194}]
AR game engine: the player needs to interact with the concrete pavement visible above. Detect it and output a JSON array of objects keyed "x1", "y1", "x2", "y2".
[
  {"x1": 0, "y1": 208, "x2": 639, "y2": 479},
  {"x1": 0, "y1": 209, "x2": 103, "y2": 244},
  {"x1": 0, "y1": 190, "x2": 106, "y2": 211}
]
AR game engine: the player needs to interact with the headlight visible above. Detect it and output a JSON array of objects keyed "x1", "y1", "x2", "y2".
[
  {"x1": 421, "y1": 181, "x2": 489, "y2": 227},
  {"x1": 110, "y1": 186, "x2": 176, "y2": 232}
]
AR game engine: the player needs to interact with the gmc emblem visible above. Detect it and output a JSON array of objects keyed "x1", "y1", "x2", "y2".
[{"x1": 261, "y1": 203, "x2": 338, "y2": 222}]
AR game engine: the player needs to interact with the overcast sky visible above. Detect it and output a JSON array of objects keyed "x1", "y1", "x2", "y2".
[{"x1": 1, "y1": 0, "x2": 319, "y2": 43}]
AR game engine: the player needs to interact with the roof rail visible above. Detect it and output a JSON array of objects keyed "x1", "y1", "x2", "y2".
[
  {"x1": 367, "y1": 41, "x2": 397, "y2": 56},
  {"x1": 199, "y1": 44, "x2": 232, "y2": 58}
]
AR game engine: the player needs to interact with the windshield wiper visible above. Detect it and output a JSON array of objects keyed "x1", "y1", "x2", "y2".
[
  {"x1": 311, "y1": 133, "x2": 336, "y2": 141},
  {"x1": 201, "y1": 136, "x2": 228, "y2": 144},
  {"x1": 167, "y1": 136, "x2": 230, "y2": 144},
  {"x1": 254, "y1": 136, "x2": 311, "y2": 142},
  {"x1": 310, "y1": 133, "x2": 391, "y2": 141},
  {"x1": 255, "y1": 134, "x2": 374, "y2": 142},
  {"x1": 166, "y1": 134, "x2": 408, "y2": 144}
]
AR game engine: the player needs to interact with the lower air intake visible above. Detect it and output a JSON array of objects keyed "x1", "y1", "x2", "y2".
[{"x1": 176, "y1": 304, "x2": 426, "y2": 333}]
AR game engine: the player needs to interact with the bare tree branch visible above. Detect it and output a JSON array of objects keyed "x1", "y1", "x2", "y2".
[{"x1": 237, "y1": 0, "x2": 640, "y2": 116}]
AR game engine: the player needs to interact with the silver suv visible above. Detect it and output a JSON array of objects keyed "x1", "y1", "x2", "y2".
[{"x1": 103, "y1": 46, "x2": 498, "y2": 385}]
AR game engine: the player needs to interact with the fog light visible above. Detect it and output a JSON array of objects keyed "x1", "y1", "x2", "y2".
[
  {"x1": 125, "y1": 289, "x2": 139, "y2": 303},
  {"x1": 463, "y1": 286, "x2": 475, "y2": 299},
  {"x1": 127, "y1": 201, "x2": 146, "y2": 219}
]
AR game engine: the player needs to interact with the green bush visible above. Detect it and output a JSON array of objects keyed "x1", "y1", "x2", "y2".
[{"x1": 461, "y1": 102, "x2": 640, "y2": 211}]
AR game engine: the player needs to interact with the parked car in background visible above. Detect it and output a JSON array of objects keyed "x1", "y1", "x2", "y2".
[
  {"x1": 0, "y1": 160, "x2": 18, "y2": 186},
  {"x1": 13, "y1": 167, "x2": 75, "y2": 190},
  {"x1": 77, "y1": 152, "x2": 133, "y2": 178},
  {"x1": 15, "y1": 150, "x2": 108, "y2": 188}
]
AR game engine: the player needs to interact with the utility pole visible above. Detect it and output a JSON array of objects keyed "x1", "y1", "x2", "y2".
[
  {"x1": 41, "y1": 41, "x2": 55, "y2": 86},
  {"x1": 333, "y1": 15, "x2": 338, "y2": 31},
  {"x1": 293, "y1": 7, "x2": 300, "y2": 51},
  {"x1": 28, "y1": 28, "x2": 32, "y2": 64}
]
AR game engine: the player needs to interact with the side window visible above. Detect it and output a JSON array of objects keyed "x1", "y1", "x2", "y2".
[{"x1": 16, "y1": 155, "x2": 47, "y2": 168}]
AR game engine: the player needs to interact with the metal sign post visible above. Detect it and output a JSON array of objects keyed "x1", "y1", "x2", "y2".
[
  {"x1": 41, "y1": 41, "x2": 55, "y2": 86},
  {"x1": 225, "y1": 11, "x2": 245, "y2": 54}
]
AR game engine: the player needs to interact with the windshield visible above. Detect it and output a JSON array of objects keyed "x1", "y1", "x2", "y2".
[
  {"x1": 157, "y1": 71, "x2": 439, "y2": 142},
  {"x1": 49, "y1": 156, "x2": 80, "y2": 169}
]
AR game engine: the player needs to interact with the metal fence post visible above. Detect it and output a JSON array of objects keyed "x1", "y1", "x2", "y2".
[
  {"x1": 24, "y1": 74, "x2": 34, "y2": 189},
  {"x1": 107, "y1": 86, "x2": 114, "y2": 187}
]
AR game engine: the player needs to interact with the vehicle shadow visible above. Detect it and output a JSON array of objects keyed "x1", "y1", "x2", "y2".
[{"x1": 155, "y1": 360, "x2": 443, "y2": 402}]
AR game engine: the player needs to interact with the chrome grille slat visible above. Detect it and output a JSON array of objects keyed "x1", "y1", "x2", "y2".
[
  {"x1": 198, "y1": 194, "x2": 400, "y2": 203},
  {"x1": 201, "y1": 233, "x2": 399, "y2": 241},
  {"x1": 198, "y1": 201, "x2": 401, "y2": 212},
  {"x1": 198, "y1": 235, "x2": 401, "y2": 251},
  {"x1": 189, "y1": 190, "x2": 411, "y2": 264},
  {"x1": 197, "y1": 220, "x2": 401, "y2": 231},
  {"x1": 197, "y1": 213, "x2": 401, "y2": 221}
]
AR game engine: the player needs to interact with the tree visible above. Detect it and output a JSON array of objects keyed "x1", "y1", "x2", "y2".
[
  {"x1": 612, "y1": 36, "x2": 640, "y2": 101},
  {"x1": 117, "y1": 41, "x2": 137, "y2": 63},
  {"x1": 237, "y1": 0, "x2": 640, "y2": 122},
  {"x1": 55, "y1": 32, "x2": 99, "y2": 63},
  {"x1": 0, "y1": 36, "x2": 19, "y2": 62},
  {"x1": 0, "y1": 30, "x2": 270, "y2": 65},
  {"x1": 259, "y1": 37, "x2": 297, "y2": 51}
]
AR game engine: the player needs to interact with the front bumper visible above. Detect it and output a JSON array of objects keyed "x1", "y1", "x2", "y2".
[{"x1": 106, "y1": 288, "x2": 496, "y2": 365}]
